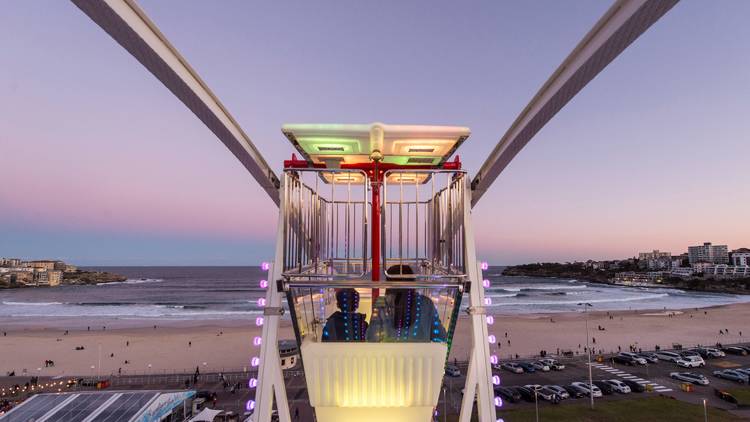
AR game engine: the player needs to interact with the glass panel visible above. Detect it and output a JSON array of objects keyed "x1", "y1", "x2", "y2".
[{"x1": 286, "y1": 283, "x2": 462, "y2": 347}]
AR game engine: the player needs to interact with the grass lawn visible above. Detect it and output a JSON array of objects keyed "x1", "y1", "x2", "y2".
[
  {"x1": 727, "y1": 388, "x2": 750, "y2": 406},
  {"x1": 493, "y1": 396, "x2": 738, "y2": 422}
]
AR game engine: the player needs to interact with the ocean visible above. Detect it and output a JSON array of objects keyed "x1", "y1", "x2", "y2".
[{"x1": 1, "y1": 266, "x2": 749, "y2": 324}]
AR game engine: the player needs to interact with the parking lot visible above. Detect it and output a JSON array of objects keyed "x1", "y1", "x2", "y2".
[{"x1": 474, "y1": 344, "x2": 750, "y2": 414}]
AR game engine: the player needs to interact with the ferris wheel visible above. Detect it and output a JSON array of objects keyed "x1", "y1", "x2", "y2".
[{"x1": 70, "y1": 1, "x2": 678, "y2": 421}]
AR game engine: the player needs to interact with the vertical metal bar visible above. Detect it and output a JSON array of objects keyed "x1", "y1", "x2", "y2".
[
  {"x1": 415, "y1": 176, "x2": 419, "y2": 272},
  {"x1": 399, "y1": 174, "x2": 403, "y2": 276}
]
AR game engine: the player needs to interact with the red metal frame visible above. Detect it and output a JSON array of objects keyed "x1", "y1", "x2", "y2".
[{"x1": 283, "y1": 155, "x2": 462, "y2": 292}]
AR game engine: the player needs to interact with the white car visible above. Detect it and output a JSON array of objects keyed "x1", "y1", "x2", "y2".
[
  {"x1": 655, "y1": 351, "x2": 681, "y2": 362},
  {"x1": 532, "y1": 361, "x2": 551, "y2": 372},
  {"x1": 701, "y1": 347, "x2": 726, "y2": 358},
  {"x1": 570, "y1": 381, "x2": 602, "y2": 398},
  {"x1": 676, "y1": 355, "x2": 705, "y2": 368},
  {"x1": 619, "y1": 352, "x2": 647, "y2": 365},
  {"x1": 445, "y1": 364, "x2": 461, "y2": 377},
  {"x1": 539, "y1": 358, "x2": 565, "y2": 370},
  {"x1": 670, "y1": 372, "x2": 709, "y2": 385},
  {"x1": 603, "y1": 379, "x2": 631, "y2": 393}
]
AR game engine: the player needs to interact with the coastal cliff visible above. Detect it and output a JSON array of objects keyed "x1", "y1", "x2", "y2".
[
  {"x1": 63, "y1": 270, "x2": 127, "y2": 285},
  {"x1": 502, "y1": 263, "x2": 750, "y2": 295}
]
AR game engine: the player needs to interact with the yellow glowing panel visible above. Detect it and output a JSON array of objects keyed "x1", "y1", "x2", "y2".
[
  {"x1": 385, "y1": 172, "x2": 430, "y2": 184},
  {"x1": 388, "y1": 139, "x2": 457, "y2": 158}
]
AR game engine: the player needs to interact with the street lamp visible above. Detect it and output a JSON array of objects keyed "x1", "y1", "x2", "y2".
[
  {"x1": 578, "y1": 302, "x2": 594, "y2": 410},
  {"x1": 703, "y1": 398, "x2": 708, "y2": 422}
]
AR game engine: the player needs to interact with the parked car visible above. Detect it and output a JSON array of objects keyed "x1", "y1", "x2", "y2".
[
  {"x1": 563, "y1": 384, "x2": 586, "y2": 398},
  {"x1": 670, "y1": 372, "x2": 709, "y2": 385},
  {"x1": 612, "y1": 355, "x2": 637, "y2": 366},
  {"x1": 539, "y1": 358, "x2": 565, "y2": 370},
  {"x1": 544, "y1": 385, "x2": 570, "y2": 400},
  {"x1": 498, "y1": 362, "x2": 523, "y2": 374},
  {"x1": 636, "y1": 352, "x2": 659, "y2": 363},
  {"x1": 721, "y1": 346, "x2": 748, "y2": 356},
  {"x1": 737, "y1": 346, "x2": 750, "y2": 354},
  {"x1": 517, "y1": 362, "x2": 537, "y2": 373},
  {"x1": 621, "y1": 379, "x2": 646, "y2": 392},
  {"x1": 655, "y1": 351, "x2": 681, "y2": 362},
  {"x1": 445, "y1": 364, "x2": 461, "y2": 377},
  {"x1": 680, "y1": 350, "x2": 701, "y2": 358},
  {"x1": 735, "y1": 368, "x2": 750, "y2": 377},
  {"x1": 570, "y1": 382, "x2": 602, "y2": 398},
  {"x1": 593, "y1": 380, "x2": 615, "y2": 395},
  {"x1": 514, "y1": 386, "x2": 536, "y2": 402},
  {"x1": 713, "y1": 369, "x2": 749, "y2": 384},
  {"x1": 714, "y1": 388, "x2": 739, "y2": 405},
  {"x1": 494, "y1": 386, "x2": 522, "y2": 403},
  {"x1": 531, "y1": 361, "x2": 551, "y2": 372},
  {"x1": 522, "y1": 385, "x2": 560, "y2": 402},
  {"x1": 619, "y1": 352, "x2": 647, "y2": 365},
  {"x1": 693, "y1": 347, "x2": 725, "y2": 358},
  {"x1": 676, "y1": 355, "x2": 705, "y2": 368},
  {"x1": 603, "y1": 379, "x2": 631, "y2": 394},
  {"x1": 703, "y1": 347, "x2": 726, "y2": 358}
]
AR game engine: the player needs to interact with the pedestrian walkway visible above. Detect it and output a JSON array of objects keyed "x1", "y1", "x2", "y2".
[{"x1": 589, "y1": 363, "x2": 673, "y2": 392}]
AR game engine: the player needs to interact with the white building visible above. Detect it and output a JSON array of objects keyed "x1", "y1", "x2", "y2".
[
  {"x1": 688, "y1": 242, "x2": 729, "y2": 265},
  {"x1": 731, "y1": 249, "x2": 750, "y2": 266},
  {"x1": 638, "y1": 250, "x2": 672, "y2": 270},
  {"x1": 703, "y1": 265, "x2": 750, "y2": 279},
  {"x1": 671, "y1": 267, "x2": 694, "y2": 278}
]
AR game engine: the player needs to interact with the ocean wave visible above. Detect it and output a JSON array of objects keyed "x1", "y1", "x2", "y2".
[
  {"x1": 97, "y1": 278, "x2": 164, "y2": 286},
  {"x1": 491, "y1": 293, "x2": 669, "y2": 307},
  {"x1": 2, "y1": 301, "x2": 63, "y2": 306},
  {"x1": 498, "y1": 285, "x2": 587, "y2": 292}
]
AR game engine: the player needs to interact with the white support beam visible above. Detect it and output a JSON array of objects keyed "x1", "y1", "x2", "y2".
[
  {"x1": 71, "y1": 0, "x2": 280, "y2": 206},
  {"x1": 471, "y1": 0, "x2": 678, "y2": 207},
  {"x1": 460, "y1": 177, "x2": 496, "y2": 422}
]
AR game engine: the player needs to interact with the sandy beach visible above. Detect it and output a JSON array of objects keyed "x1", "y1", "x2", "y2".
[{"x1": 1, "y1": 303, "x2": 748, "y2": 377}]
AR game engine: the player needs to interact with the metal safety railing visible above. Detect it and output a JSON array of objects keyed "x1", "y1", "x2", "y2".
[
  {"x1": 382, "y1": 170, "x2": 468, "y2": 279},
  {"x1": 282, "y1": 169, "x2": 369, "y2": 278}
]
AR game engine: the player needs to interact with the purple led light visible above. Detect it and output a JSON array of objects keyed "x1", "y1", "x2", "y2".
[
  {"x1": 257, "y1": 298, "x2": 266, "y2": 307},
  {"x1": 481, "y1": 262, "x2": 489, "y2": 270},
  {"x1": 492, "y1": 375, "x2": 500, "y2": 385},
  {"x1": 488, "y1": 334, "x2": 496, "y2": 344},
  {"x1": 253, "y1": 336, "x2": 262, "y2": 346},
  {"x1": 248, "y1": 378, "x2": 257, "y2": 388},
  {"x1": 490, "y1": 355, "x2": 498, "y2": 365},
  {"x1": 484, "y1": 297, "x2": 492, "y2": 305},
  {"x1": 494, "y1": 396, "x2": 503, "y2": 407},
  {"x1": 483, "y1": 279, "x2": 491, "y2": 288},
  {"x1": 259, "y1": 279, "x2": 268, "y2": 289},
  {"x1": 486, "y1": 315, "x2": 495, "y2": 325},
  {"x1": 261, "y1": 262, "x2": 270, "y2": 271},
  {"x1": 246, "y1": 400, "x2": 256, "y2": 411},
  {"x1": 255, "y1": 317, "x2": 264, "y2": 327},
  {"x1": 251, "y1": 357, "x2": 260, "y2": 367}
]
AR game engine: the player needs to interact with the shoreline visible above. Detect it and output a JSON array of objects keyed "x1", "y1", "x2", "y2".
[{"x1": 2, "y1": 302, "x2": 749, "y2": 376}]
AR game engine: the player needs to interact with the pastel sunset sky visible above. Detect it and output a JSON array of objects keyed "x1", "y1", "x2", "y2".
[{"x1": 1, "y1": 1, "x2": 748, "y2": 265}]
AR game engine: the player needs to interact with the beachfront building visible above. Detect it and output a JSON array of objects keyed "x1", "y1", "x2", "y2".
[
  {"x1": 688, "y1": 242, "x2": 729, "y2": 264},
  {"x1": 0, "y1": 258, "x2": 22, "y2": 267},
  {"x1": 638, "y1": 250, "x2": 672, "y2": 270},
  {"x1": 613, "y1": 271, "x2": 666, "y2": 285},
  {"x1": 24, "y1": 260, "x2": 59, "y2": 270},
  {"x1": 670, "y1": 267, "x2": 694, "y2": 278},
  {"x1": 731, "y1": 248, "x2": 750, "y2": 266},
  {"x1": 278, "y1": 339, "x2": 299, "y2": 370},
  {"x1": 691, "y1": 262, "x2": 713, "y2": 274},
  {"x1": 702, "y1": 265, "x2": 750, "y2": 279}
]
